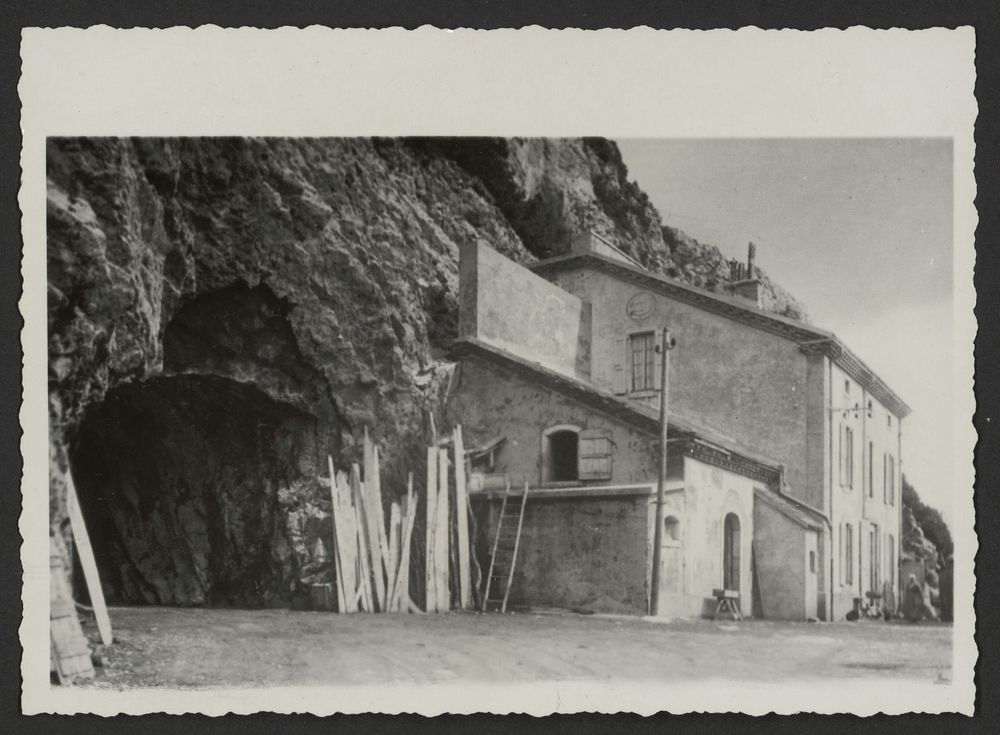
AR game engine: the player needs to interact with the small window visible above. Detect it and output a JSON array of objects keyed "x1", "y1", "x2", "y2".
[
  {"x1": 664, "y1": 516, "x2": 681, "y2": 544},
  {"x1": 809, "y1": 550, "x2": 817, "y2": 574},
  {"x1": 844, "y1": 379, "x2": 851, "y2": 394},
  {"x1": 888, "y1": 414, "x2": 892, "y2": 428},
  {"x1": 867, "y1": 441, "x2": 874, "y2": 496},
  {"x1": 629, "y1": 332, "x2": 656, "y2": 391}
]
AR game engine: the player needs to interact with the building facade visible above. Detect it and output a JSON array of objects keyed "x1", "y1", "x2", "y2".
[{"x1": 448, "y1": 235, "x2": 907, "y2": 620}]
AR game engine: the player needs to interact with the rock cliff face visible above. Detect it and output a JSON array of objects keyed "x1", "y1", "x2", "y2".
[{"x1": 48, "y1": 137, "x2": 805, "y2": 607}]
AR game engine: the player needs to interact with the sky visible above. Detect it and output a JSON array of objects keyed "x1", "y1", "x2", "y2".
[{"x1": 616, "y1": 139, "x2": 954, "y2": 524}]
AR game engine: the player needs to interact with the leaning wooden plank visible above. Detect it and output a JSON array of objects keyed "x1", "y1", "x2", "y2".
[
  {"x1": 359, "y1": 437, "x2": 388, "y2": 612},
  {"x1": 396, "y1": 478, "x2": 418, "y2": 611},
  {"x1": 453, "y1": 427, "x2": 472, "y2": 609},
  {"x1": 49, "y1": 534, "x2": 95, "y2": 683},
  {"x1": 66, "y1": 471, "x2": 112, "y2": 646},
  {"x1": 336, "y1": 471, "x2": 359, "y2": 612},
  {"x1": 424, "y1": 446, "x2": 439, "y2": 613},
  {"x1": 332, "y1": 468, "x2": 356, "y2": 612},
  {"x1": 352, "y1": 465, "x2": 375, "y2": 612},
  {"x1": 436, "y1": 447, "x2": 450, "y2": 612},
  {"x1": 391, "y1": 476, "x2": 414, "y2": 611},
  {"x1": 386, "y1": 502, "x2": 401, "y2": 611},
  {"x1": 327, "y1": 458, "x2": 347, "y2": 613},
  {"x1": 370, "y1": 445, "x2": 392, "y2": 596}
]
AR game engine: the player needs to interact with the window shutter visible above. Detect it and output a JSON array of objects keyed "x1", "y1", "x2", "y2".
[
  {"x1": 578, "y1": 428, "x2": 613, "y2": 481},
  {"x1": 652, "y1": 329, "x2": 664, "y2": 390},
  {"x1": 839, "y1": 524, "x2": 844, "y2": 584},
  {"x1": 611, "y1": 336, "x2": 627, "y2": 394}
]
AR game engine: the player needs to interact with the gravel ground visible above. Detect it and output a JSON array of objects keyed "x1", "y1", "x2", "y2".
[{"x1": 80, "y1": 606, "x2": 952, "y2": 689}]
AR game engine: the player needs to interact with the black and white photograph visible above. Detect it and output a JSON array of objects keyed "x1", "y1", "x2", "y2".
[{"x1": 18, "y1": 27, "x2": 977, "y2": 716}]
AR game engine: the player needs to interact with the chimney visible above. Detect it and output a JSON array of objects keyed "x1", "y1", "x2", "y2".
[{"x1": 727, "y1": 242, "x2": 763, "y2": 308}]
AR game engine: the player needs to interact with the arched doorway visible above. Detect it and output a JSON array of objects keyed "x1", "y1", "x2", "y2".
[{"x1": 723, "y1": 513, "x2": 741, "y2": 592}]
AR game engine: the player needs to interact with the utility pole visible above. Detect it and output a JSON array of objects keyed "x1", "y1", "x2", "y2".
[{"x1": 649, "y1": 327, "x2": 676, "y2": 617}]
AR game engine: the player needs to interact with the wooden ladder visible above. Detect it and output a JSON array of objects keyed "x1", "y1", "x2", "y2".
[{"x1": 481, "y1": 481, "x2": 529, "y2": 613}]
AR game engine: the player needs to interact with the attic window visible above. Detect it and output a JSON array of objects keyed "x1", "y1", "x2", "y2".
[
  {"x1": 542, "y1": 425, "x2": 614, "y2": 484},
  {"x1": 844, "y1": 379, "x2": 851, "y2": 394},
  {"x1": 547, "y1": 429, "x2": 579, "y2": 482}
]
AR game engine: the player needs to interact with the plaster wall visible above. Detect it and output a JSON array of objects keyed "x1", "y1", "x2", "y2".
[
  {"x1": 445, "y1": 359, "x2": 683, "y2": 488},
  {"x1": 659, "y1": 457, "x2": 756, "y2": 618},
  {"x1": 546, "y1": 267, "x2": 815, "y2": 508},
  {"x1": 828, "y1": 361, "x2": 903, "y2": 619},
  {"x1": 481, "y1": 493, "x2": 652, "y2": 615},
  {"x1": 459, "y1": 241, "x2": 591, "y2": 379},
  {"x1": 753, "y1": 500, "x2": 808, "y2": 620}
]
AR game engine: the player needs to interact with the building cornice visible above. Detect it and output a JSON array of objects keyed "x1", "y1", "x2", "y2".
[{"x1": 529, "y1": 252, "x2": 911, "y2": 418}]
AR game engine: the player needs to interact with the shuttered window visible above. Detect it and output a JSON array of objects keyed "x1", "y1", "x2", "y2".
[
  {"x1": 578, "y1": 428, "x2": 613, "y2": 481},
  {"x1": 844, "y1": 524, "x2": 854, "y2": 586},
  {"x1": 888, "y1": 534, "x2": 895, "y2": 588},
  {"x1": 629, "y1": 332, "x2": 656, "y2": 391},
  {"x1": 885, "y1": 454, "x2": 895, "y2": 506}
]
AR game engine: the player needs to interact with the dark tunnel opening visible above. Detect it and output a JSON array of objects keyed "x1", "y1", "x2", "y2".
[{"x1": 69, "y1": 374, "x2": 323, "y2": 608}]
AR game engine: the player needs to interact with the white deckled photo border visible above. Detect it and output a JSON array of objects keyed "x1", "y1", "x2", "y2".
[{"x1": 19, "y1": 26, "x2": 978, "y2": 715}]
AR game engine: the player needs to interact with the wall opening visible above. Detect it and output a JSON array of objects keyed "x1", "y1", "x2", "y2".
[
  {"x1": 664, "y1": 515, "x2": 681, "y2": 545},
  {"x1": 723, "y1": 512, "x2": 741, "y2": 592},
  {"x1": 548, "y1": 430, "x2": 579, "y2": 482}
]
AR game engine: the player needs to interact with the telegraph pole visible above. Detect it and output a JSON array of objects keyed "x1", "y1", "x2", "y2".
[{"x1": 650, "y1": 327, "x2": 676, "y2": 617}]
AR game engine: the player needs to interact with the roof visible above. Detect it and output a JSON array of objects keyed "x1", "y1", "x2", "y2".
[
  {"x1": 528, "y1": 251, "x2": 911, "y2": 418},
  {"x1": 451, "y1": 337, "x2": 785, "y2": 486},
  {"x1": 753, "y1": 487, "x2": 826, "y2": 531}
]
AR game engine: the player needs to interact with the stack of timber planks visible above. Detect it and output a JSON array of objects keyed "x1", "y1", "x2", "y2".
[{"x1": 326, "y1": 425, "x2": 473, "y2": 613}]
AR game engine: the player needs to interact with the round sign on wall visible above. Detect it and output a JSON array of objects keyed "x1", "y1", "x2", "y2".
[{"x1": 626, "y1": 291, "x2": 655, "y2": 320}]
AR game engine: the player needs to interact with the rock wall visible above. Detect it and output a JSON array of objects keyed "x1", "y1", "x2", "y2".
[{"x1": 47, "y1": 136, "x2": 806, "y2": 607}]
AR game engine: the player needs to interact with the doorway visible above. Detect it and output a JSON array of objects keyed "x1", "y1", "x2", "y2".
[{"x1": 723, "y1": 513, "x2": 741, "y2": 591}]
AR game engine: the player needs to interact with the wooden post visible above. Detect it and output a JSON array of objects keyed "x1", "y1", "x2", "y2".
[
  {"x1": 66, "y1": 471, "x2": 112, "y2": 646},
  {"x1": 650, "y1": 327, "x2": 675, "y2": 617},
  {"x1": 453, "y1": 427, "x2": 472, "y2": 609},
  {"x1": 425, "y1": 446, "x2": 439, "y2": 613}
]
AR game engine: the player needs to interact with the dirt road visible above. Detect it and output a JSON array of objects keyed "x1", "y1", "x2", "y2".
[{"x1": 83, "y1": 606, "x2": 952, "y2": 689}]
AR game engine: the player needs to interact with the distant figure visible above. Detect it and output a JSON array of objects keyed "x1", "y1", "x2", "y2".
[
  {"x1": 903, "y1": 574, "x2": 924, "y2": 623},
  {"x1": 939, "y1": 556, "x2": 954, "y2": 623}
]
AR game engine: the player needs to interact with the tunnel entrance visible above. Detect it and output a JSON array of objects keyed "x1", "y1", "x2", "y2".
[
  {"x1": 69, "y1": 374, "x2": 323, "y2": 608},
  {"x1": 67, "y1": 281, "x2": 342, "y2": 609}
]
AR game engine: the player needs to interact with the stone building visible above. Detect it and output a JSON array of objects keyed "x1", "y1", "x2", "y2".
[{"x1": 446, "y1": 234, "x2": 908, "y2": 621}]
